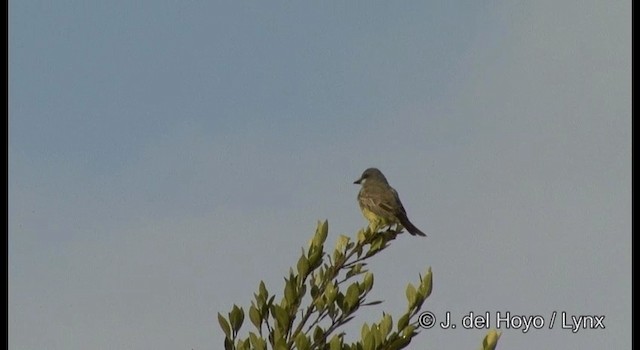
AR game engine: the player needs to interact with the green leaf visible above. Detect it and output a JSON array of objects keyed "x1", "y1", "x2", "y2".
[
  {"x1": 310, "y1": 284, "x2": 320, "y2": 299},
  {"x1": 329, "y1": 334, "x2": 343, "y2": 350},
  {"x1": 418, "y1": 267, "x2": 433, "y2": 299},
  {"x1": 372, "y1": 326, "x2": 383, "y2": 347},
  {"x1": 218, "y1": 313, "x2": 231, "y2": 338},
  {"x1": 320, "y1": 220, "x2": 328, "y2": 237},
  {"x1": 271, "y1": 304, "x2": 290, "y2": 333},
  {"x1": 344, "y1": 283, "x2": 361, "y2": 311},
  {"x1": 370, "y1": 236, "x2": 385, "y2": 252},
  {"x1": 297, "y1": 255, "x2": 309, "y2": 279},
  {"x1": 380, "y1": 313, "x2": 393, "y2": 337},
  {"x1": 336, "y1": 234, "x2": 350, "y2": 252},
  {"x1": 224, "y1": 336, "x2": 234, "y2": 350},
  {"x1": 405, "y1": 283, "x2": 417, "y2": 308},
  {"x1": 397, "y1": 314, "x2": 410, "y2": 331},
  {"x1": 236, "y1": 338, "x2": 249, "y2": 350},
  {"x1": 271, "y1": 325, "x2": 284, "y2": 347},
  {"x1": 259, "y1": 281, "x2": 268, "y2": 300},
  {"x1": 355, "y1": 241, "x2": 364, "y2": 258},
  {"x1": 324, "y1": 281, "x2": 338, "y2": 304},
  {"x1": 386, "y1": 335, "x2": 411, "y2": 350},
  {"x1": 262, "y1": 296, "x2": 274, "y2": 321},
  {"x1": 362, "y1": 272, "x2": 374, "y2": 292},
  {"x1": 249, "y1": 305, "x2": 261, "y2": 329},
  {"x1": 313, "y1": 326, "x2": 324, "y2": 343},
  {"x1": 313, "y1": 268, "x2": 324, "y2": 287},
  {"x1": 298, "y1": 284, "x2": 307, "y2": 303},
  {"x1": 332, "y1": 250, "x2": 344, "y2": 265},
  {"x1": 357, "y1": 228, "x2": 367, "y2": 243},
  {"x1": 312, "y1": 220, "x2": 329, "y2": 247},
  {"x1": 401, "y1": 325, "x2": 417, "y2": 338},
  {"x1": 295, "y1": 332, "x2": 311, "y2": 350},
  {"x1": 229, "y1": 305, "x2": 245, "y2": 334},
  {"x1": 272, "y1": 331, "x2": 287, "y2": 350},
  {"x1": 361, "y1": 322, "x2": 370, "y2": 340},
  {"x1": 249, "y1": 332, "x2": 265, "y2": 350},
  {"x1": 326, "y1": 302, "x2": 337, "y2": 319},
  {"x1": 335, "y1": 292, "x2": 346, "y2": 312},
  {"x1": 363, "y1": 330, "x2": 375, "y2": 350},
  {"x1": 346, "y1": 263, "x2": 363, "y2": 279},
  {"x1": 284, "y1": 279, "x2": 296, "y2": 305},
  {"x1": 481, "y1": 329, "x2": 501, "y2": 350},
  {"x1": 308, "y1": 246, "x2": 323, "y2": 269},
  {"x1": 313, "y1": 295, "x2": 326, "y2": 310}
]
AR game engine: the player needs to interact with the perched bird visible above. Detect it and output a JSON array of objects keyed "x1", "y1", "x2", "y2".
[{"x1": 353, "y1": 168, "x2": 426, "y2": 237}]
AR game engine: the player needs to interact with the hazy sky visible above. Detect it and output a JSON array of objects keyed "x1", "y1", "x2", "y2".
[{"x1": 9, "y1": 1, "x2": 631, "y2": 349}]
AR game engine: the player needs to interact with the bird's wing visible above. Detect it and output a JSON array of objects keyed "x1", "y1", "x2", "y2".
[
  {"x1": 389, "y1": 187, "x2": 408, "y2": 216},
  {"x1": 391, "y1": 187, "x2": 426, "y2": 236},
  {"x1": 358, "y1": 183, "x2": 403, "y2": 219}
]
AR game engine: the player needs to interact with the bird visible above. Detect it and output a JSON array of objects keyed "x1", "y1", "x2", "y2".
[{"x1": 353, "y1": 168, "x2": 426, "y2": 237}]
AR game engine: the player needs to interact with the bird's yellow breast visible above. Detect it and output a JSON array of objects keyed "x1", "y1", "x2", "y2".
[{"x1": 360, "y1": 207, "x2": 398, "y2": 226}]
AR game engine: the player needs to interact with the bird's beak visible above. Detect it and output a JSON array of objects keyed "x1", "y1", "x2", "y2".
[{"x1": 353, "y1": 177, "x2": 363, "y2": 185}]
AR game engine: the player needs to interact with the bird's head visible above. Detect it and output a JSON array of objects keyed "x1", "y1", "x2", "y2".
[{"x1": 354, "y1": 168, "x2": 389, "y2": 185}]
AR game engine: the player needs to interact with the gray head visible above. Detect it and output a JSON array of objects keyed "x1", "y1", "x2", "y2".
[{"x1": 353, "y1": 168, "x2": 389, "y2": 185}]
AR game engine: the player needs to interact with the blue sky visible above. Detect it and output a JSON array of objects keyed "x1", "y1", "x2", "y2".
[{"x1": 9, "y1": 1, "x2": 631, "y2": 349}]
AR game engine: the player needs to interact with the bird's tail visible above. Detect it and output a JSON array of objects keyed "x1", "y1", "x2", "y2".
[{"x1": 398, "y1": 215, "x2": 427, "y2": 237}]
